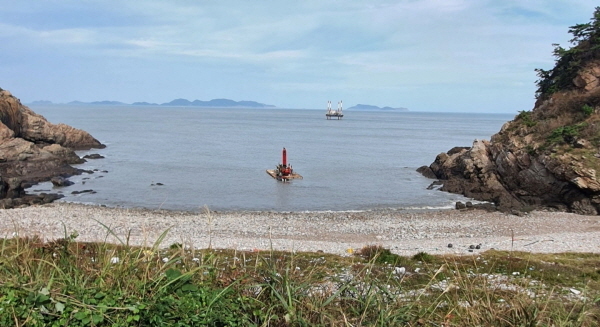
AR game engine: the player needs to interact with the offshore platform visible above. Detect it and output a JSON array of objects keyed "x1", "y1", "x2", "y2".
[{"x1": 326, "y1": 100, "x2": 344, "y2": 119}]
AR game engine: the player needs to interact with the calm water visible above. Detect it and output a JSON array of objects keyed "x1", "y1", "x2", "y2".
[{"x1": 29, "y1": 105, "x2": 514, "y2": 212}]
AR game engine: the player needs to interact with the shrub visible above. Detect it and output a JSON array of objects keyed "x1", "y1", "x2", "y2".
[
  {"x1": 547, "y1": 123, "x2": 586, "y2": 144},
  {"x1": 356, "y1": 245, "x2": 405, "y2": 265},
  {"x1": 582, "y1": 104, "x2": 594, "y2": 116},
  {"x1": 517, "y1": 110, "x2": 537, "y2": 127},
  {"x1": 525, "y1": 145, "x2": 537, "y2": 155},
  {"x1": 412, "y1": 251, "x2": 435, "y2": 263}
]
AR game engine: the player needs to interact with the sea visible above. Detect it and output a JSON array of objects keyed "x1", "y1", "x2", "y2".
[{"x1": 28, "y1": 105, "x2": 514, "y2": 213}]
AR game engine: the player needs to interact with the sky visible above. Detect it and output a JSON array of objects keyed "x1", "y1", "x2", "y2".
[{"x1": 0, "y1": 1, "x2": 598, "y2": 113}]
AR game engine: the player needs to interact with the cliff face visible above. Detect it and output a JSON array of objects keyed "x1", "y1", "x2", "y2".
[
  {"x1": 0, "y1": 89, "x2": 104, "y2": 207},
  {"x1": 423, "y1": 61, "x2": 600, "y2": 214},
  {"x1": 422, "y1": 9, "x2": 600, "y2": 215}
]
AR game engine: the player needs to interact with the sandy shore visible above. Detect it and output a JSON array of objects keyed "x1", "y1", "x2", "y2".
[{"x1": 1, "y1": 202, "x2": 600, "y2": 256}]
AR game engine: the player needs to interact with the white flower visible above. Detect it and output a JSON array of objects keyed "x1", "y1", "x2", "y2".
[
  {"x1": 110, "y1": 257, "x2": 120, "y2": 264},
  {"x1": 162, "y1": 257, "x2": 169, "y2": 263}
]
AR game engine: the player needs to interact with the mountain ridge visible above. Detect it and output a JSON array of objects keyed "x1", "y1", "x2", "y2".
[
  {"x1": 28, "y1": 98, "x2": 276, "y2": 108},
  {"x1": 347, "y1": 104, "x2": 408, "y2": 111}
]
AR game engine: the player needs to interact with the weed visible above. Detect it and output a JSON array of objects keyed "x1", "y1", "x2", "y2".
[
  {"x1": 525, "y1": 144, "x2": 537, "y2": 155},
  {"x1": 0, "y1": 229, "x2": 599, "y2": 325},
  {"x1": 355, "y1": 244, "x2": 408, "y2": 266},
  {"x1": 412, "y1": 251, "x2": 435, "y2": 263}
]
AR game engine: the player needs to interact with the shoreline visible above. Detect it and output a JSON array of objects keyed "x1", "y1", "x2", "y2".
[{"x1": 1, "y1": 202, "x2": 599, "y2": 257}]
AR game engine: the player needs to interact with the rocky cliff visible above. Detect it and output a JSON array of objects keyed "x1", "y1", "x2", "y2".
[
  {"x1": 419, "y1": 8, "x2": 600, "y2": 215},
  {"x1": 0, "y1": 88, "x2": 105, "y2": 208}
]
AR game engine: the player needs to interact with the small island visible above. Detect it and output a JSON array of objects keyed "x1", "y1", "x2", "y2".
[
  {"x1": 347, "y1": 104, "x2": 408, "y2": 111},
  {"x1": 27, "y1": 98, "x2": 276, "y2": 108}
]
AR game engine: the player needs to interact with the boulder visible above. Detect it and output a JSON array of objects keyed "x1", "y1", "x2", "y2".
[
  {"x1": 416, "y1": 165, "x2": 437, "y2": 179},
  {"x1": 420, "y1": 73, "x2": 600, "y2": 214},
  {"x1": 0, "y1": 89, "x2": 105, "y2": 205},
  {"x1": 572, "y1": 63, "x2": 600, "y2": 92},
  {"x1": 83, "y1": 153, "x2": 105, "y2": 159},
  {"x1": 50, "y1": 176, "x2": 74, "y2": 187}
]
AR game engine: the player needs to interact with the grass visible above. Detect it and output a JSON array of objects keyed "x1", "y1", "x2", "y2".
[{"x1": 0, "y1": 232, "x2": 599, "y2": 326}]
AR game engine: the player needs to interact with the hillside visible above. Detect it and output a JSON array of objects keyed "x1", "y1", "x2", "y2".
[{"x1": 419, "y1": 7, "x2": 600, "y2": 214}]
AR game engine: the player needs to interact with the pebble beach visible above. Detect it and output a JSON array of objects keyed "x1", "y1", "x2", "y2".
[{"x1": 1, "y1": 202, "x2": 600, "y2": 256}]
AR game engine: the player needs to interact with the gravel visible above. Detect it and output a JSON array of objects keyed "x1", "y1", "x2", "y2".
[{"x1": 1, "y1": 203, "x2": 599, "y2": 256}]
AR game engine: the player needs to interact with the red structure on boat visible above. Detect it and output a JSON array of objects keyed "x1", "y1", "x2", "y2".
[{"x1": 266, "y1": 148, "x2": 303, "y2": 181}]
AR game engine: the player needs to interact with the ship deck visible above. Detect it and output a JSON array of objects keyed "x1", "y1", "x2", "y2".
[{"x1": 266, "y1": 169, "x2": 303, "y2": 181}]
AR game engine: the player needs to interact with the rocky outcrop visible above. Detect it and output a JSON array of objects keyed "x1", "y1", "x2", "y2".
[
  {"x1": 419, "y1": 8, "x2": 600, "y2": 215},
  {"x1": 0, "y1": 89, "x2": 105, "y2": 208},
  {"x1": 573, "y1": 64, "x2": 600, "y2": 92},
  {"x1": 420, "y1": 61, "x2": 600, "y2": 214}
]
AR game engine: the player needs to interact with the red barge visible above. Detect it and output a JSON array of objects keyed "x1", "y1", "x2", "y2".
[{"x1": 266, "y1": 148, "x2": 303, "y2": 181}]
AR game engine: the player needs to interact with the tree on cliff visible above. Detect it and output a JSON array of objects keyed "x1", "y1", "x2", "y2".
[
  {"x1": 424, "y1": 6, "x2": 600, "y2": 215},
  {"x1": 517, "y1": 6, "x2": 600, "y2": 150},
  {"x1": 535, "y1": 6, "x2": 600, "y2": 97}
]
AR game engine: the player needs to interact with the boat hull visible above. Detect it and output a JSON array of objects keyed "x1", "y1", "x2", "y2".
[
  {"x1": 326, "y1": 113, "x2": 343, "y2": 119},
  {"x1": 266, "y1": 169, "x2": 303, "y2": 181}
]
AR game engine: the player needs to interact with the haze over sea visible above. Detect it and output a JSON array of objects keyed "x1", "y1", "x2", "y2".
[{"x1": 29, "y1": 105, "x2": 513, "y2": 212}]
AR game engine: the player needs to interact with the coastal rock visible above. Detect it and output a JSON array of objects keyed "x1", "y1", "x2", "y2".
[
  {"x1": 51, "y1": 176, "x2": 74, "y2": 187},
  {"x1": 83, "y1": 153, "x2": 105, "y2": 159},
  {"x1": 419, "y1": 66, "x2": 600, "y2": 214},
  {"x1": 419, "y1": 12, "x2": 600, "y2": 215},
  {"x1": 455, "y1": 202, "x2": 466, "y2": 210},
  {"x1": 572, "y1": 64, "x2": 600, "y2": 92},
  {"x1": 0, "y1": 88, "x2": 105, "y2": 205},
  {"x1": 416, "y1": 165, "x2": 436, "y2": 179}
]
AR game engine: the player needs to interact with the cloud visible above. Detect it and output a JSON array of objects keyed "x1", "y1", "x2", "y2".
[{"x1": 0, "y1": 0, "x2": 598, "y2": 111}]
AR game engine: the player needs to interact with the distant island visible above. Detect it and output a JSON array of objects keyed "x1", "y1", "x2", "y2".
[
  {"x1": 347, "y1": 104, "x2": 408, "y2": 111},
  {"x1": 27, "y1": 98, "x2": 276, "y2": 108}
]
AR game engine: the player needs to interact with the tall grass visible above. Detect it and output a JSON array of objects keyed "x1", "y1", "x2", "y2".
[{"x1": 0, "y1": 229, "x2": 599, "y2": 326}]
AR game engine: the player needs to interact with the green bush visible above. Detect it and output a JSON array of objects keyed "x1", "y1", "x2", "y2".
[
  {"x1": 517, "y1": 110, "x2": 537, "y2": 127},
  {"x1": 412, "y1": 251, "x2": 435, "y2": 263},
  {"x1": 582, "y1": 104, "x2": 594, "y2": 116},
  {"x1": 548, "y1": 124, "x2": 585, "y2": 144},
  {"x1": 525, "y1": 145, "x2": 537, "y2": 155},
  {"x1": 356, "y1": 245, "x2": 406, "y2": 265}
]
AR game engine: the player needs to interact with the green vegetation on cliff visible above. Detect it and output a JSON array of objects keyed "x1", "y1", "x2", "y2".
[
  {"x1": 427, "y1": 7, "x2": 600, "y2": 214},
  {"x1": 505, "y1": 7, "x2": 600, "y2": 158},
  {"x1": 535, "y1": 7, "x2": 600, "y2": 97}
]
